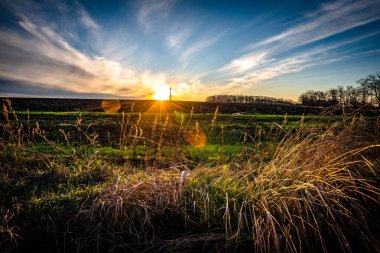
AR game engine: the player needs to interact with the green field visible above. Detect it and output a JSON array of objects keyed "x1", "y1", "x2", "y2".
[{"x1": 1, "y1": 100, "x2": 380, "y2": 252}]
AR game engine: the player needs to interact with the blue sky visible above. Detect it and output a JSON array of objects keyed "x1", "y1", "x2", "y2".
[{"x1": 0, "y1": 0, "x2": 379, "y2": 101}]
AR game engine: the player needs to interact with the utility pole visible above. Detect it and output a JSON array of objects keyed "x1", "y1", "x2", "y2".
[{"x1": 170, "y1": 84, "x2": 172, "y2": 101}]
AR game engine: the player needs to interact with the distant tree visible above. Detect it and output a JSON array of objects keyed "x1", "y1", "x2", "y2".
[
  {"x1": 355, "y1": 83, "x2": 371, "y2": 106},
  {"x1": 298, "y1": 72, "x2": 379, "y2": 108},
  {"x1": 336, "y1": 85, "x2": 346, "y2": 107},
  {"x1": 345, "y1": 86, "x2": 360, "y2": 108},
  {"x1": 298, "y1": 93, "x2": 308, "y2": 105},
  {"x1": 357, "y1": 73, "x2": 380, "y2": 106},
  {"x1": 326, "y1": 88, "x2": 338, "y2": 106},
  {"x1": 315, "y1": 91, "x2": 326, "y2": 106},
  {"x1": 206, "y1": 95, "x2": 293, "y2": 105},
  {"x1": 298, "y1": 90, "x2": 316, "y2": 106}
]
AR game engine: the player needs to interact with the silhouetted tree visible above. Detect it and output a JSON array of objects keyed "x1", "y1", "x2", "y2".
[
  {"x1": 298, "y1": 72, "x2": 379, "y2": 107},
  {"x1": 357, "y1": 73, "x2": 380, "y2": 106},
  {"x1": 326, "y1": 88, "x2": 338, "y2": 106},
  {"x1": 206, "y1": 95, "x2": 293, "y2": 105}
]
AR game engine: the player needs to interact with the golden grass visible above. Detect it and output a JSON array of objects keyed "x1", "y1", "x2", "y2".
[{"x1": 0, "y1": 99, "x2": 379, "y2": 252}]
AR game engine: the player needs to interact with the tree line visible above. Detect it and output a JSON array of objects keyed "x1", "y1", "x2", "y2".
[
  {"x1": 298, "y1": 73, "x2": 380, "y2": 107},
  {"x1": 205, "y1": 95, "x2": 293, "y2": 105}
]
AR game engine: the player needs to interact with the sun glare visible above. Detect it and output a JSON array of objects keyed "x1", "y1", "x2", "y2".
[{"x1": 153, "y1": 84, "x2": 170, "y2": 100}]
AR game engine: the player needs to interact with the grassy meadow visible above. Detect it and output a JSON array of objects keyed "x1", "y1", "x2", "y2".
[{"x1": 1, "y1": 99, "x2": 380, "y2": 252}]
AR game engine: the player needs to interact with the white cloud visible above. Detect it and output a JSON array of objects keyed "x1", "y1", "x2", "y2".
[
  {"x1": 167, "y1": 34, "x2": 181, "y2": 49},
  {"x1": 219, "y1": 52, "x2": 270, "y2": 74},
  {"x1": 166, "y1": 27, "x2": 192, "y2": 50},
  {"x1": 79, "y1": 8, "x2": 100, "y2": 30},
  {"x1": 0, "y1": 17, "x2": 206, "y2": 99},
  {"x1": 172, "y1": 78, "x2": 210, "y2": 100},
  {"x1": 179, "y1": 31, "x2": 226, "y2": 65},
  {"x1": 0, "y1": 17, "x2": 159, "y2": 97},
  {"x1": 0, "y1": 0, "x2": 213, "y2": 100},
  {"x1": 137, "y1": 0, "x2": 176, "y2": 31},
  {"x1": 247, "y1": 0, "x2": 380, "y2": 51},
  {"x1": 219, "y1": 39, "x2": 380, "y2": 95},
  {"x1": 219, "y1": 0, "x2": 380, "y2": 92}
]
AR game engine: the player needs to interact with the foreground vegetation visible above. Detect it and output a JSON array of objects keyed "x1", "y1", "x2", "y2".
[{"x1": 1, "y1": 99, "x2": 380, "y2": 252}]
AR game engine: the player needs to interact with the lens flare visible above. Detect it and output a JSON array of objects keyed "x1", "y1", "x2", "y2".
[
  {"x1": 183, "y1": 122, "x2": 206, "y2": 147},
  {"x1": 101, "y1": 99, "x2": 121, "y2": 113}
]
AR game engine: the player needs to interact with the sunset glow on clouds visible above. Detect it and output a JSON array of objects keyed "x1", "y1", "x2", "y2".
[{"x1": 0, "y1": 0, "x2": 380, "y2": 101}]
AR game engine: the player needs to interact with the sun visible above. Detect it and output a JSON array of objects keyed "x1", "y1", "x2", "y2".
[{"x1": 153, "y1": 84, "x2": 170, "y2": 100}]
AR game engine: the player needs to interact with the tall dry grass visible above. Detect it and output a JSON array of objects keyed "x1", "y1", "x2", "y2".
[
  {"x1": 1, "y1": 99, "x2": 379, "y2": 252},
  {"x1": 72, "y1": 112, "x2": 380, "y2": 252}
]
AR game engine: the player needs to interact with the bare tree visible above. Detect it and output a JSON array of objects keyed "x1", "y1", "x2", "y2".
[
  {"x1": 326, "y1": 88, "x2": 338, "y2": 106},
  {"x1": 358, "y1": 73, "x2": 380, "y2": 106},
  {"x1": 206, "y1": 95, "x2": 293, "y2": 105},
  {"x1": 345, "y1": 86, "x2": 360, "y2": 108},
  {"x1": 356, "y1": 79, "x2": 371, "y2": 106},
  {"x1": 337, "y1": 85, "x2": 346, "y2": 107},
  {"x1": 298, "y1": 72, "x2": 379, "y2": 108}
]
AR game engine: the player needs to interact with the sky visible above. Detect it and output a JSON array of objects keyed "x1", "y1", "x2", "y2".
[{"x1": 0, "y1": 0, "x2": 380, "y2": 101}]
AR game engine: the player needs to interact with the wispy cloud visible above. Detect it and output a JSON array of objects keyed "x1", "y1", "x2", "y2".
[
  {"x1": 0, "y1": 9, "x2": 160, "y2": 98},
  {"x1": 79, "y1": 8, "x2": 100, "y2": 31},
  {"x1": 169, "y1": 77, "x2": 213, "y2": 101},
  {"x1": 137, "y1": 0, "x2": 176, "y2": 31},
  {"x1": 247, "y1": 0, "x2": 380, "y2": 51},
  {"x1": 219, "y1": 52, "x2": 270, "y2": 74},
  {"x1": 0, "y1": 1, "x2": 203, "y2": 99},
  {"x1": 220, "y1": 38, "x2": 380, "y2": 94},
  {"x1": 166, "y1": 27, "x2": 192, "y2": 50},
  {"x1": 180, "y1": 31, "x2": 226, "y2": 65},
  {"x1": 1, "y1": 0, "x2": 379, "y2": 100},
  {"x1": 0, "y1": 20, "x2": 136, "y2": 95},
  {"x1": 219, "y1": 0, "x2": 380, "y2": 92}
]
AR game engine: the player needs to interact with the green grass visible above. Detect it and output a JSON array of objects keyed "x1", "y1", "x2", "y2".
[{"x1": 1, "y1": 99, "x2": 379, "y2": 252}]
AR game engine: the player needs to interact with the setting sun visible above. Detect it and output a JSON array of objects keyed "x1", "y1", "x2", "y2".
[{"x1": 153, "y1": 84, "x2": 170, "y2": 100}]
